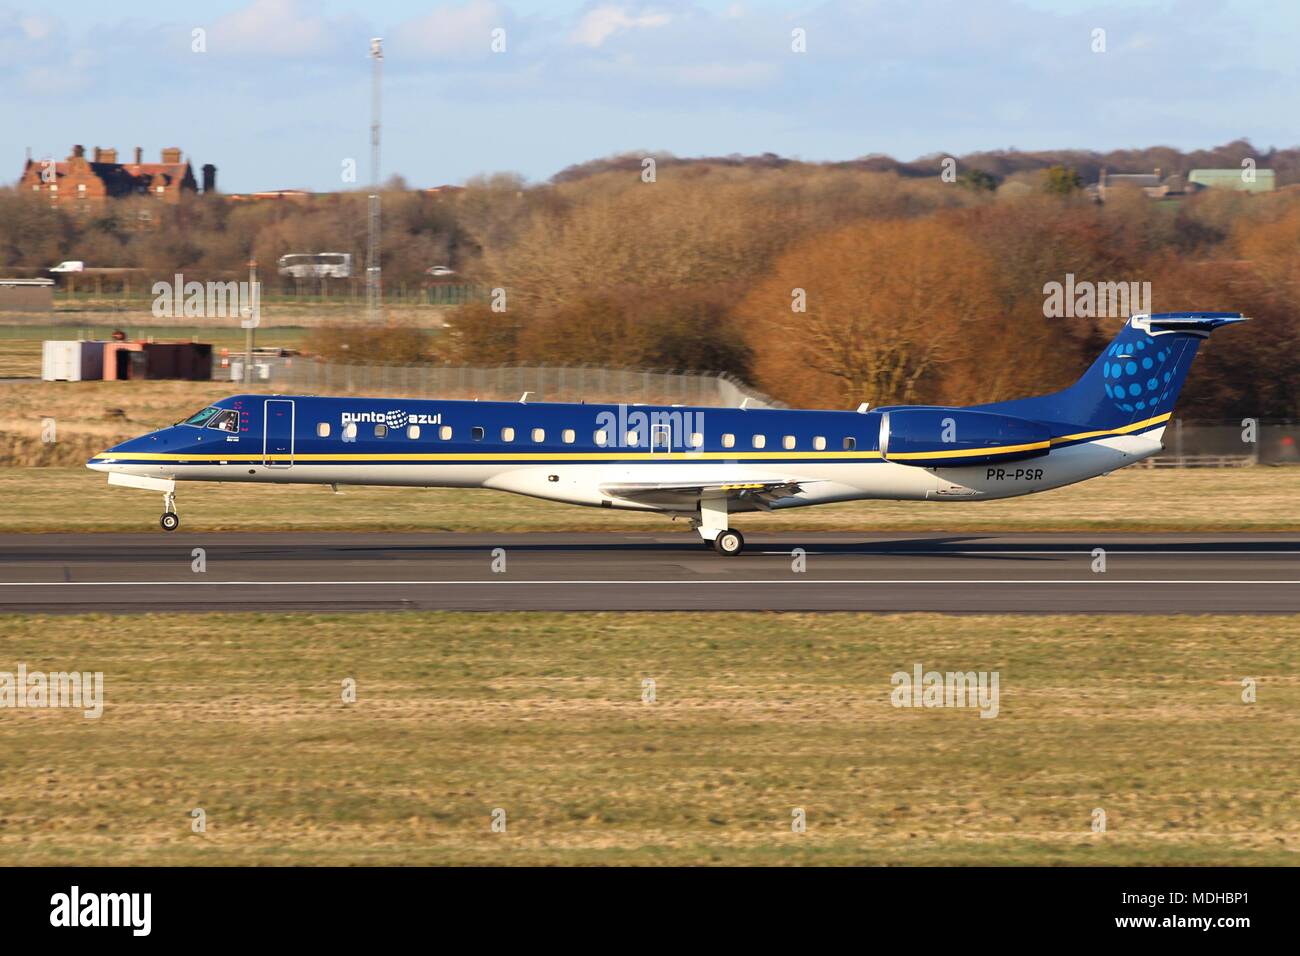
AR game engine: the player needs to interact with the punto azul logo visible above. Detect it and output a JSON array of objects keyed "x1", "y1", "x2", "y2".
[{"x1": 341, "y1": 409, "x2": 441, "y2": 426}]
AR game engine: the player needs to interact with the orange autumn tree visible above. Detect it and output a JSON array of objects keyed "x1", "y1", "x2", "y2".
[{"x1": 739, "y1": 217, "x2": 1003, "y2": 409}]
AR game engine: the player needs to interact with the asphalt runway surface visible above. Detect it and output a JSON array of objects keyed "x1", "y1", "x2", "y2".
[{"x1": 1, "y1": 531, "x2": 1298, "y2": 613}]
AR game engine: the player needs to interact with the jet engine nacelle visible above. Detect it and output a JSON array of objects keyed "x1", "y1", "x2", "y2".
[{"x1": 879, "y1": 408, "x2": 1051, "y2": 467}]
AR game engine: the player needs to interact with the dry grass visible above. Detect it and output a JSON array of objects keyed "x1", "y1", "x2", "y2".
[{"x1": 0, "y1": 612, "x2": 1295, "y2": 865}]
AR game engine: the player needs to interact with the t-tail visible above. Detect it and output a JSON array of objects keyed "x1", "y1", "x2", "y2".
[{"x1": 973, "y1": 312, "x2": 1248, "y2": 440}]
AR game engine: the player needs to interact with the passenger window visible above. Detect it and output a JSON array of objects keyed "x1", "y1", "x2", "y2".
[
  {"x1": 562, "y1": 429, "x2": 575, "y2": 444},
  {"x1": 813, "y1": 436, "x2": 826, "y2": 451},
  {"x1": 532, "y1": 428, "x2": 545, "y2": 443},
  {"x1": 343, "y1": 422, "x2": 357, "y2": 440},
  {"x1": 439, "y1": 425, "x2": 452, "y2": 440},
  {"x1": 374, "y1": 424, "x2": 387, "y2": 438},
  {"x1": 843, "y1": 437, "x2": 856, "y2": 450},
  {"x1": 207, "y1": 409, "x2": 240, "y2": 432},
  {"x1": 752, "y1": 435, "x2": 766, "y2": 449},
  {"x1": 594, "y1": 429, "x2": 608, "y2": 446},
  {"x1": 783, "y1": 435, "x2": 796, "y2": 450},
  {"x1": 406, "y1": 425, "x2": 420, "y2": 440},
  {"x1": 501, "y1": 427, "x2": 515, "y2": 442},
  {"x1": 689, "y1": 433, "x2": 703, "y2": 448},
  {"x1": 722, "y1": 433, "x2": 735, "y2": 448},
  {"x1": 626, "y1": 430, "x2": 640, "y2": 447},
  {"x1": 316, "y1": 422, "x2": 330, "y2": 438},
  {"x1": 472, "y1": 426, "x2": 485, "y2": 441}
]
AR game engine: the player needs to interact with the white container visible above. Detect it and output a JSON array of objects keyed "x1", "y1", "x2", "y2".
[{"x1": 42, "y1": 340, "x2": 82, "y2": 381}]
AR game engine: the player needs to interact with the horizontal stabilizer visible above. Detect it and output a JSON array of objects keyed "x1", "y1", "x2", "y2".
[{"x1": 1132, "y1": 312, "x2": 1248, "y2": 337}]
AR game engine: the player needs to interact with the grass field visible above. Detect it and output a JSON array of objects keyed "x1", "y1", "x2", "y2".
[
  {"x1": 3, "y1": 464, "x2": 1297, "y2": 534},
  {"x1": 0, "y1": 612, "x2": 1295, "y2": 865}
]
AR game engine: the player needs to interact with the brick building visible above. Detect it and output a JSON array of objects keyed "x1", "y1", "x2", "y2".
[{"x1": 19, "y1": 145, "x2": 215, "y2": 209}]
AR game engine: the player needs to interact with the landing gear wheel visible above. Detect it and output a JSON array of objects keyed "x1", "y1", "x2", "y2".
[
  {"x1": 712, "y1": 529, "x2": 744, "y2": 556},
  {"x1": 160, "y1": 512, "x2": 180, "y2": 532}
]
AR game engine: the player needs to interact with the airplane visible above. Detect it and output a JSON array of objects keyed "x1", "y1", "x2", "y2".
[{"x1": 87, "y1": 311, "x2": 1245, "y2": 555}]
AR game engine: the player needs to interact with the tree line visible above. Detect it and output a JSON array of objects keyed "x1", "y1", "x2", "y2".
[{"x1": 2, "y1": 142, "x2": 1296, "y2": 419}]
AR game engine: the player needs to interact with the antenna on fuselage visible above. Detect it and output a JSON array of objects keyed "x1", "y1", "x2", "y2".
[
  {"x1": 856, "y1": 402, "x2": 870, "y2": 413},
  {"x1": 739, "y1": 398, "x2": 751, "y2": 410},
  {"x1": 519, "y1": 392, "x2": 532, "y2": 404}
]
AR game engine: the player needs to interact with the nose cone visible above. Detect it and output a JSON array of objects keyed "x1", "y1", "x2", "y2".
[
  {"x1": 87, "y1": 439, "x2": 128, "y2": 472},
  {"x1": 86, "y1": 429, "x2": 170, "y2": 472}
]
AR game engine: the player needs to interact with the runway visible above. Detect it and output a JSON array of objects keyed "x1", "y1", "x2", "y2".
[{"x1": 1, "y1": 531, "x2": 1297, "y2": 613}]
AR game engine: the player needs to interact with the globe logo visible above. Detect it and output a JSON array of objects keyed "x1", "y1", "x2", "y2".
[
  {"x1": 1101, "y1": 333, "x2": 1174, "y2": 414},
  {"x1": 385, "y1": 409, "x2": 409, "y2": 429}
]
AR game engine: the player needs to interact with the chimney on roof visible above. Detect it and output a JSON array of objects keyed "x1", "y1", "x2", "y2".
[
  {"x1": 134, "y1": 146, "x2": 142, "y2": 165},
  {"x1": 161, "y1": 147, "x2": 182, "y2": 164},
  {"x1": 202, "y1": 163, "x2": 217, "y2": 194},
  {"x1": 101, "y1": 147, "x2": 117, "y2": 164},
  {"x1": 72, "y1": 145, "x2": 85, "y2": 159},
  {"x1": 93, "y1": 146, "x2": 102, "y2": 162}
]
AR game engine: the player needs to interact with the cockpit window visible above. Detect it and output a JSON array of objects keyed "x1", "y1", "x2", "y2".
[
  {"x1": 207, "y1": 410, "x2": 240, "y2": 432},
  {"x1": 180, "y1": 406, "x2": 220, "y2": 427}
]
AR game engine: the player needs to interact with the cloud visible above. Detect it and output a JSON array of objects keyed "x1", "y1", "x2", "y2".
[
  {"x1": 208, "y1": 0, "x2": 359, "y2": 58},
  {"x1": 570, "y1": 6, "x2": 671, "y2": 48},
  {"x1": 391, "y1": 0, "x2": 508, "y2": 60}
]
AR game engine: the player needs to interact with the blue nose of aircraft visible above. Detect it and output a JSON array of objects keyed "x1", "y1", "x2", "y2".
[{"x1": 86, "y1": 428, "x2": 177, "y2": 471}]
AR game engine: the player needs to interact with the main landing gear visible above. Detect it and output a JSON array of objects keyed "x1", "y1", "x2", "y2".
[
  {"x1": 712, "y1": 529, "x2": 745, "y2": 556},
  {"x1": 693, "y1": 497, "x2": 745, "y2": 556},
  {"x1": 160, "y1": 489, "x2": 179, "y2": 532}
]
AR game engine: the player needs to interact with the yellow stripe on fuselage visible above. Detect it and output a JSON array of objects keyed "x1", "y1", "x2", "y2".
[
  {"x1": 1050, "y1": 412, "x2": 1170, "y2": 446},
  {"x1": 91, "y1": 414, "x2": 1170, "y2": 465},
  {"x1": 92, "y1": 450, "x2": 886, "y2": 463},
  {"x1": 886, "y1": 439, "x2": 1051, "y2": 461}
]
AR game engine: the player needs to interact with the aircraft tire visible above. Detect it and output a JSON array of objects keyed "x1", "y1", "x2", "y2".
[{"x1": 713, "y1": 529, "x2": 744, "y2": 556}]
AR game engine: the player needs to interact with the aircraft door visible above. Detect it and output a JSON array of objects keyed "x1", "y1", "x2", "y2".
[
  {"x1": 650, "y1": 421, "x2": 674, "y2": 455},
  {"x1": 263, "y1": 399, "x2": 295, "y2": 468}
]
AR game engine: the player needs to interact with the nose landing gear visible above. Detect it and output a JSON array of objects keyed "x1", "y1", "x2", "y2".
[
  {"x1": 160, "y1": 489, "x2": 179, "y2": 532},
  {"x1": 103, "y1": 472, "x2": 181, "y2": 532}
]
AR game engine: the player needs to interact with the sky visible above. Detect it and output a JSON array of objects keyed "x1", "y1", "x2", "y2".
[{"x1": 1, "y1": 0, "x2": 1296, "y2": 192}]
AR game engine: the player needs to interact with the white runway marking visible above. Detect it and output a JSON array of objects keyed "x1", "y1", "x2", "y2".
[
  {"x1": 757, "y1": 549, "x2": 1300, "y2": 556},
  {"x1": 3, "y1": 579, "x2": 1299, "y2": 587}
]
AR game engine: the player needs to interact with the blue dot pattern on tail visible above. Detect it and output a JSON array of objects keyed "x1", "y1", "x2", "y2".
[{"x1": 1100, "y1": 332, "x2": 1174, "y2": 414}]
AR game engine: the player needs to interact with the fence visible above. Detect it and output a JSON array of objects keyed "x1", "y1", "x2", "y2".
[
  {"x1": 1137, "y1": 420, "x2": 1300, "y2": 467},
  {"x1": 44, "y1": 281, "x2": 479, "y2": 308},
  {"x1": 229, "y1": 357, "x2": 786, "y2": 408}
]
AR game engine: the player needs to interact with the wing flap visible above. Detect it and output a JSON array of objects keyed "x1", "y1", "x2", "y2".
[{"x1": 600, "y1": 479, "x2": 807, "y2": 508}]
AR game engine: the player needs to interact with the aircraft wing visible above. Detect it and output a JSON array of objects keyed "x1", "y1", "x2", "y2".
[{"x1": 599, "y1": 478, "x2": 809, "y2": 510}]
